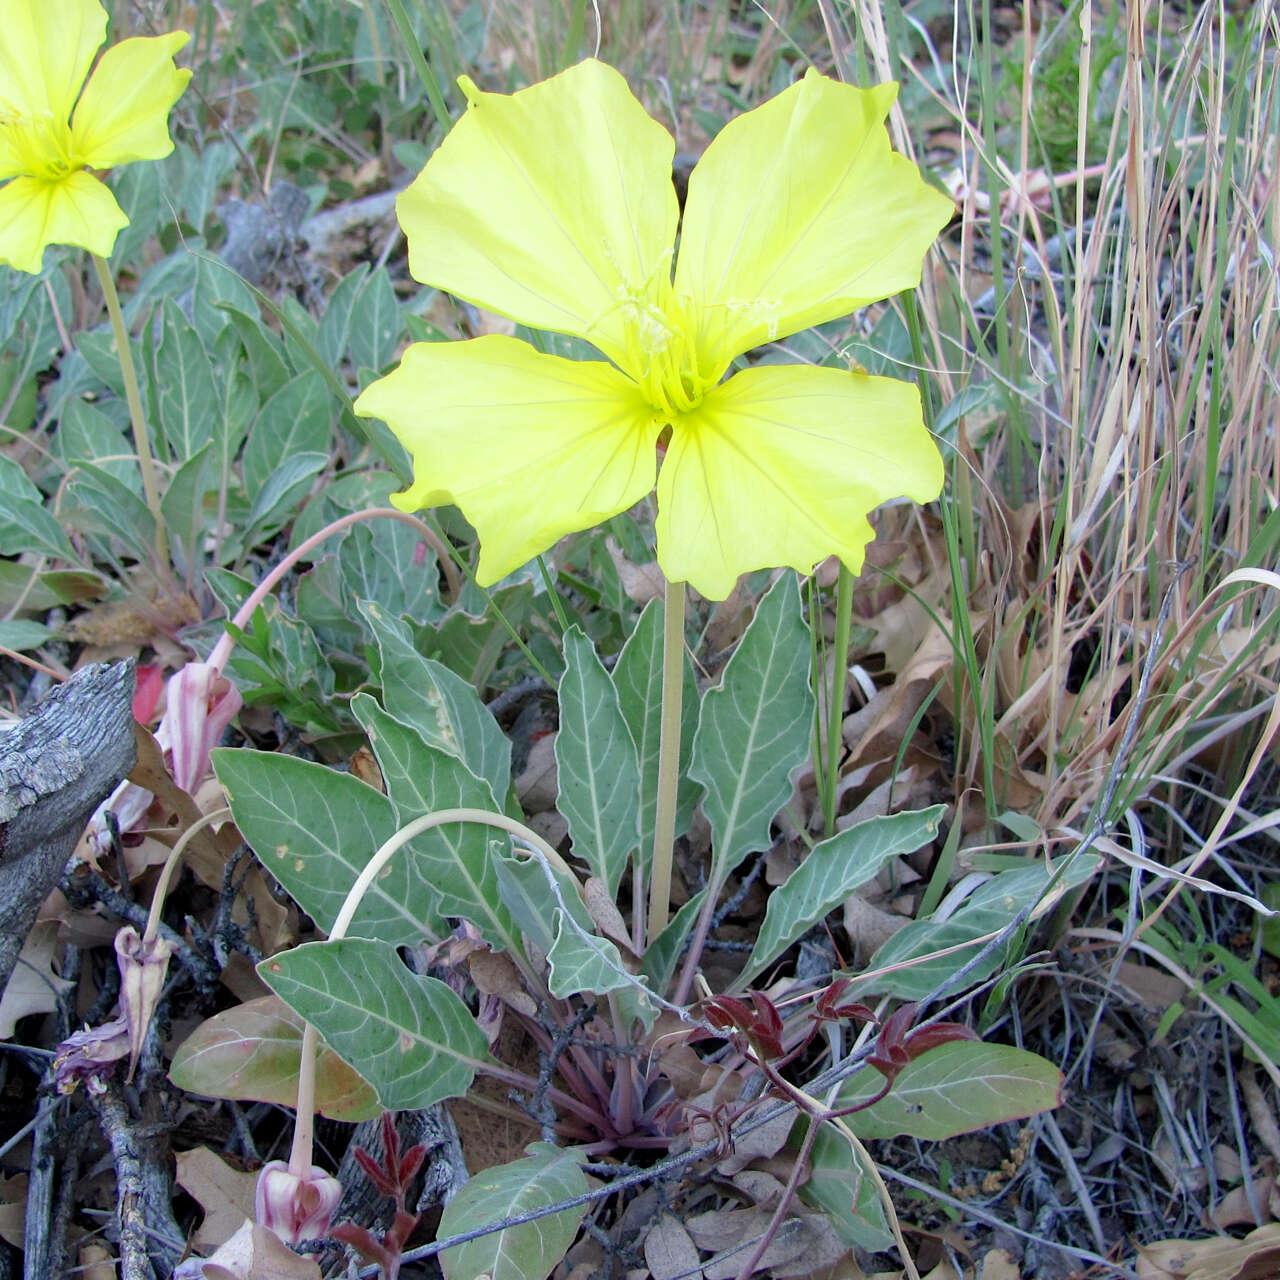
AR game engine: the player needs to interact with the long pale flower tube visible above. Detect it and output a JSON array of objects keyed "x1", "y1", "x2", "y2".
[{"x1": 355, "y1": 60, "x2": 953, "y2": 601}]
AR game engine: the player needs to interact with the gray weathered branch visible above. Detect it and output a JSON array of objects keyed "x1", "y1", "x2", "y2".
[{"x1": 0, "y1": 660, "x2": 136, "y2": 1000}]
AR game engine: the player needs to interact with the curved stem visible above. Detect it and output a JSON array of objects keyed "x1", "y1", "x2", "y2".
[
  {"x1": 286, "y1": 806, "x2": 583, "y2": 1176},
  {"x1": 207, "y1": 507, "x2": 460, "y2": 673},
  {"x1": 645, "y1": 578, "x2": 685, "y2": 943},
  {"x1": 142, "y1": 807, "x2": 232, "y2": 947},
  {"x1": 91, "y1": 253, "x2": 167, "y2": 566}
]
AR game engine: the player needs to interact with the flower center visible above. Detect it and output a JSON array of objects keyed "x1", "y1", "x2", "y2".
[{"x1": 0, "y1": 98, "x2": 79, "y2": 180}]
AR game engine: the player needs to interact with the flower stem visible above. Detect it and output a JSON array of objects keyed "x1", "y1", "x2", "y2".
[
  {"x1": 143, "y1": 807, "x2": 232, "y2": 947},
  {"x1": 287, "y1": 806, "x2": 584, "y2": 1177},
  {"x1": 820, "y1": 565, "x2": 855, "y2": 837},
  {"x1": 91, "y1": 254, "x2": 167, "y2": 567},
  {"x1": 645, "y1": 577, "x2": 685, "y2": 944},
  {"x1": 383, "y1": 0, "x2": 452, "y2": 135}
]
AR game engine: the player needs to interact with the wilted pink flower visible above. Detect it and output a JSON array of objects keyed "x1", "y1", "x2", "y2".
[
  {"x1": 114, "y1": 925, "x2": 173, "y2": 1080},
  {"x1": 255, "y1": 1160, "x2": 342, "y2": 1245},
  {"x1": 53, "y1": 1017, "x2": 131, "y2": 1095}
]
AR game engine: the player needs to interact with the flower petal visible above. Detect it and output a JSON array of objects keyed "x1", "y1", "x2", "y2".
[
  {"x1": 354, "y1": 335, "x2": 659, "y2": 585},
  {"x1": 0, "y1": 171, "x2": 126, "y2": 272},
  {"x1": 71, "y1": 33, "x2": 190, "y2": 168},
  {"x1": 674, "y1": 73, "x2": 954, "y2": 373},
  {"x1": 655, "y1": 365, "x2": 942, "y2": 600},
  {"x1": 0, "y1": 0, "x2": 104, "y2": 122},
  {"x1": 396, "y1": 59, "x2": 678, "y2": 372}
]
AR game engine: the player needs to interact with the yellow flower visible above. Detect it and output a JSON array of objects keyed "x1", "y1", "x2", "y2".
[
  {"x1": 355, "y1": 60, "x2": 953, "y2": 601},
  {"x1": 0, "y1": 0, "x2": 191, "y2": 274}
]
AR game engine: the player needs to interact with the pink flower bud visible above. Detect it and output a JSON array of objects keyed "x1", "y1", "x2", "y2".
[
  {"x1": 254, "y1": 1161, "x2": 342, "y2": 1245},
  {"x1": 165, "y1": 662, "x2": 241, "y2": 794}
]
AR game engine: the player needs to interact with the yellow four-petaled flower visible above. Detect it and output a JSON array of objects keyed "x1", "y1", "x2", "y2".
[
  {"x1": 359, "y1": 60, "x2": 955, "y2": 600},
  {"x1": 0, "y1": 0, "x2": 190, "y2": 275}
]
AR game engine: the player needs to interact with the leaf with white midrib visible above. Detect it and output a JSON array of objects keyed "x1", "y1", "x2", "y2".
[
  {"x1": 840, "y1": 1040, "x2": 1064, "y2": 1140},
  {"x1": 352, "y1": 693, "x2": 520, "y2": 956},
  {"x1": 213, "y1": 747, "x2": 443, "y2": 943},
  {"x1": 259, "y1": 938, "x2": 491, "y2": 1113},
  {"x1": 739, "y1": 806, "x2": 946, "y2": 986},
  {"x1": 555, "y1": 627, "x2": 640, "y2": 897},
  {"x1": 690, "y1": 574, "x2": 814, "y2": 890},
  {"x1": 438, "y1": 1143, "x2": 590, "y2": 1280}
]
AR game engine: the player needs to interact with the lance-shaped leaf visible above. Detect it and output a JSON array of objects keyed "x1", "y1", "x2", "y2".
[
  {"x1": 837, "y1": 1040, "x2": 1064, "y2": 1140},
  {"x1": 854, "y1": 855, "x2": 1103, "y2": 1000},
  {"x1": 739, "y1": 806, "x2": 946, "y2": 986},
  {"x1": 555, "y1": 627, "x2": 641, "y2": 897},
  {"x1": 259, "y1": 938, "x2": 491, "y2": 1113},
  {"x1": 361, "y1": 600, "x2": 512, "y2": 805},
  {"x1": 352, "y1": 693, "x2": 520, "y2": 955},
  {"x1": 438, "y1": 1143, "x2": 590, "y2": 1280},
  {"x1": 690, "y1": 574, "x2": 814, "y2": 888},
  {"x1": 213, "y1": 747, "x2": 446, "y2": 942}
]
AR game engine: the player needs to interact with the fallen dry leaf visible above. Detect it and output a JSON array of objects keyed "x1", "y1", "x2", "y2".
[
  {"x1": 76, "y1": 1242, "x2": 116, "y2": 1280},
  {"x1": 976, "y1": 1247, "x2": 1021, "y2": 1279},
  {"x1": 174, "y1": 1219, "x2": 322, "y2": 1279},
  {"x1": 1136, "y1": 1223, "x2": 1280, "y2": 1279},
  {"x1": 175, "y1": 1147, "x2": 259, "y2": 1250},
  {"x1": 0, "y1": 921, "x2": 71, "y2": 1037},
  {"x1": 645, "y1": 1212, "x2": 703, "y2": 1280},
  {"x1": 0, "y1": 1173, "x2": 26, "y2": 1250}
]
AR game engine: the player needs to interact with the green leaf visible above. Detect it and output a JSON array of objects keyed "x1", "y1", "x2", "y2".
[
  {"x1": 348, "y1": 267, "x2": 403, "y2": 372},
  {"x1": 361, "y1": 601, "x2": 512, "y2": 805},
  {"x1": 155, "y1": 297, "x2": 218, "y2": 459},
  {"x1": 192, "y1": 253, "x2": 259, "y2": 347},
  {"x1": 240, "y1": 451, "x2": 327, "y2": 551},
  {"x1": 612, "y1": 598, "x2": 700, "y2": 867},
  {"x1": 801, "y1": 1121, "x2": 894, "y2": 1253},
  {"x1": 213, "y1": 748, "x2": 445, "y2": 943},
  {"x1": 259, "y1": 938, "x2": 490, "y2": 1112},
  {"x1": 160, "y1": 443, "x2": 212, "y2": 573},
  {"x1": 0, "y1": 620, "x2": 53, "y2": 652},
  {"x1": 740, "y1": 807, "x2": 946, "y2": 987},
  {"x1": 555, "y1": 628, "x2": 640, "y2": 897},
  {"x1": 243, "y1": 371, "x2": 335, "y2": 497},
  {"x1": 0, "y1": 455, "x2": 41, "y2": 503},
  {"x1": 438, "y1": 1143, "x2": 590, "y2": 1280},
  {"x1": 546, "y1": 913, "x2": 638, "y2": 999},
  {"x1": 854, "y1": 856, "x2": 1102, "y2": 1001},
  {"x1": 639, "y1": 888, "x2": 706, "y2": 995},
  {"x1": 168, "y1": 994, "x2": 380, "y2": 1121},
  {"x1": 63, "y1": 462, "x2": 155, "y2": 562},
  {"x1": 221, "y1": 304, "x2": 291, "y2": 399},
  {"x1": 351, "y1": 693, "x2": 519, "y2": 952},
  {"x1": 0, "y1": 495, "x2": 77, "y2": 561},
  {"x1": 690, "y1": 574, "x2": 814, "y2": 887},
  {"x1": 338, "y1": 520, "x2": 443, "y2": 627},
  {"x1": 494, "y1": 849, "x2": 595, "y2": 958},
  {"x1": 54, "y1": 399, "x2": 136, "y2": 487},
  {"x1": 316, "y1": 265, "x2": 369, "y2": 367},
  {"x1": 839, "y1": 1041, "x2": 1064, "y2": 1140}
]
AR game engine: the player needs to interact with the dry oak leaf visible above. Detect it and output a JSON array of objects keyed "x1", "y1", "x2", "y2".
[
  {"x1": 1136, "y1": 1224, "x2": 1280, "y2": 1280},
  {"x1": 172, "y1": 1219, "x2": 322, "y2": 1280},
  {"x1": 175, "y1": 1147, "x2": 259, "y2": 1251}
]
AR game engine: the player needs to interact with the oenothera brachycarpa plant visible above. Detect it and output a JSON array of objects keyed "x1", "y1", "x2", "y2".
[{"x1": 170, "y1": 60, "x2": 1078, "y2": 1274}]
